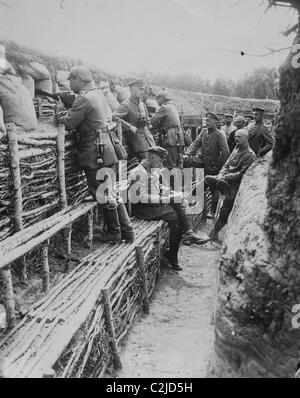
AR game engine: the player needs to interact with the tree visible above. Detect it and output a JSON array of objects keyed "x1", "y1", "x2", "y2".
[{"x1": 213, "y1": 0, "x2": 300, "y2": 377}]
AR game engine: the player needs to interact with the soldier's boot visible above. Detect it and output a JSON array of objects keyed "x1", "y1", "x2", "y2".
[
  {"x1": 117, "y1": 203, "x2": 135, "y2": 243},
  {"x1": 93, "y1": 207, "x2": 121, "y2": 244},
  {"x1": 181, "y1": 214, "x2": 210, "y2": 246}
]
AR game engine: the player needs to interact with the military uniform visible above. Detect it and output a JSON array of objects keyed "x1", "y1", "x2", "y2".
[
  {"x1": 247, "y1": 121, "x2": 273, "y2": 156},
  {"x1": 186, "y1": 127, "x2": 230, "y2": 175},
  {"x1": 205, "y1": 145, "x2": 256, "y2": 239},
  {"x1": 128, "y1": 146, "x2": 210, "y2": 270},
  {"x1": 150, "y1": 101, "x2": 184, "y2": 169},
  {"x1": 113, "y1": 96, "x2": 155, "y2": 159}
]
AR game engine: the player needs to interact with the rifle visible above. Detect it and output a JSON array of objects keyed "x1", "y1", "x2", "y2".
[{"x1": 35, "y1": 88, "x2": 76, "y2": 109}]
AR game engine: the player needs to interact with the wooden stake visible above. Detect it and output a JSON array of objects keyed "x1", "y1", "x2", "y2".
[
  {"x1": 87, "y1": 209, "x2": 93, "y2": 249},
  {"x1": 57, "y1": 124, "x2": 67, "y2": 209},
  {"x1": 135, "y1": 245, "x2": 150, "y2": 314},
  {"x1": 156, "y1": 228, "x2": 161, "y2": 278},
  {"x1": 7, "y1": 123, "x2": 27, "y2": 283},
  {"x1": 102, "y1": 289, "x2": 122, "y2": 370},
  {"x1": 64, "y1": 225, "x2": 72, "y2": 273},
  {"x1": 0, "y1": 267, "x2": 16, "y2": 329},
  {"x1": 41, "y1": 240, "x2": 50, "y2": 293}
]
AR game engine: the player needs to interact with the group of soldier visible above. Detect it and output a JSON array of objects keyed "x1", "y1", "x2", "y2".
[{"x1": 55, "y1": 65, "x2": 274, "y2": 271}]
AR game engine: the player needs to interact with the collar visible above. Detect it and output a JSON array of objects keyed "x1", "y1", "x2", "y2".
[{"x1": 130, "y1": 96, "x2": 140, "y2": 106}]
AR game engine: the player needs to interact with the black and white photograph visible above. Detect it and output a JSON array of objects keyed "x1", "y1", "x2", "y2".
[{"x1": 0, "y1": 0, "x2": 299, "y2": 381}]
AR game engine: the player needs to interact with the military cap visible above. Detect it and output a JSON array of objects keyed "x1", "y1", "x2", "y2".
[
  {"x1": 253, "y1": 106, "x2": 265, "y2": 112},
  {"x1": 148, "y1": 146, "x2": 168, "y2": 159},
  {"x1": 206, "y1": 112, "x2": 219, "y2": 121},
  {"x1": 128, "y1": 79, "x2": 146, "y2": 88},
  {"x1": 225, "y1": 113, "x2": 233, "y2": 118},
  {"x1": 68, "y1": 66, "x2": 93, "y2": 82},
  {"x1": 145, "y1": 99, "x2": 158, "y2": 110},
  {"x1": 156, "y1": 90, "x2": 171, "y2": 101}
]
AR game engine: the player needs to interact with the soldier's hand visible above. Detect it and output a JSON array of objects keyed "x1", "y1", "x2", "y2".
[{"x1": 130, "y1": 126, "x2": 137, "y2": 134}]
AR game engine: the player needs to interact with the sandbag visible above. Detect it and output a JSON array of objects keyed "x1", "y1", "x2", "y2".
[
  {"x1": 0, "y1": 105, "x2": 6, "y2": 133},
  {"x1": 22, "y1": 75, "x2": 35, "y2": 98},
  {"x1": 0, "y1": 74, "x2": 38, "y2": 130},
  {"x1": 105, "y1": 91, "x2": 120, "y2": 111},
  {"x1": 35, "y1": 78, "x2": 53, "y2": 92},
  {"x1": 22, "y1": 61, "x2": 51, "y2": 81},
  {"x1": 117, "y1": 87, "x2": 130, "y2": 103}
]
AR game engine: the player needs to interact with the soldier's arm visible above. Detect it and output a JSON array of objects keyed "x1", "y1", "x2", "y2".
[
  {"x1": 216, "y1": 132, "x2": 230, "y2": 170},
  {"x1": 259, "y1": 126, "x2": 274, "y2": 156},
  {"x1": 223, "y1": 152, "x2": 256, "y2": 183},
  {"x1": 58, "y1": 96, "x2": 89, "y2": 131},
  {"x1": 112, "y1": 102, "x2": 129, "y2": 122},
  {"x1": 150, "y1": 106, "x2": 166, "y2": 128},
  {"x1": 186, "y1": 131, "x2": 203, "y2": 156}
]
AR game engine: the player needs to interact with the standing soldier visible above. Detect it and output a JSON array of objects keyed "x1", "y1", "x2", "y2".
[
  {"x1": 55, "y1": 66, "x2": 134, "y2": 243},
  {"x1": 228, "y1": 115, "x2": 247, "y2": 153},
  {"x1": 221, "y1": 114, "x2": 236, "y2": 139},
  {"x1": 247, "y1": 107, "x2": 274, "y2": 156},
  {"x1": 150, "y1": 90, "x2": 185, "y2": 170},
  {"x1": 184, "y1": 112, "x2": 230, "y2": 217},
  {"x1": 112, "y1": 79, "x2": 155, "y2": 160}
]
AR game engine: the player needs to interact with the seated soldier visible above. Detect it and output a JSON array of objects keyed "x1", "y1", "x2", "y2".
[
  {"x1": 205, "y1": 129, "x2": 256, "y2": 244},
  {"x1": 128, "y1": 146, "x2": 210, "y2": 271}
]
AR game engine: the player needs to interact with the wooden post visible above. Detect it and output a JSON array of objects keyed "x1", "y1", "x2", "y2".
[
  {"x1": 156, "y1": 228, "x2": 161, "y2": 278},
  {"x1": 102, "y1": 289, "x2": 122, "y2": 370},
  {"x1": 7, "y1": 123, "x2": 27, "y2": 282},
  {"x1": 135, "y1": 245, "x2": 150, "y2": 314},
  {"x1": 87, "y1": 209, "x2": 93, "y2": 249},
  {"x1": 0, "y1": 267, "x2": 16, "y2": 329},
  {"x1": 57, "y1": 124, "x2": 72, "y2": 270},
  {"x1": 64, "y1": 225, "x2": 72, "y2": 273},
  {"x1": 57, "y1": 124, "x2": 67, "y2": 209},
  {"x1": 41, "y1": 240, "x2": 50, "y2": 293}
]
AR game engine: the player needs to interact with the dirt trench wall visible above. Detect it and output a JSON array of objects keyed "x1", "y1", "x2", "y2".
[{"x1": 213, "y1": 152, "x2": 300, "y2": 378}]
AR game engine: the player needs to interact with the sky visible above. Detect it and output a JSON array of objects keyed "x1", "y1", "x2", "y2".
[{"x1": 0, "y1": 0, "x2": 298, "y2": 81}]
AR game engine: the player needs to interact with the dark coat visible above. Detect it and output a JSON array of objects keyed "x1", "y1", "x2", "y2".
[
  {"x1": 113, "y1": 96, "x2": 155, "y2": 154},
  {"x1": 63, "y1": 87, "x2": 118, "y2": 169}
]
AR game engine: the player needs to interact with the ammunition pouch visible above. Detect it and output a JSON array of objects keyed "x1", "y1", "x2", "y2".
[
  {"x1": 108, "y1": 127, "x2": 127, "y2": 161},
  {"x1": 136, "y1": 117, "x2": 147, "y2": 128}
]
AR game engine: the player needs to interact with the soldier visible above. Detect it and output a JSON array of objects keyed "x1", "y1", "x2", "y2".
[
  {"x1": 150, "y1": 90, "x2": 185, "y2": 170},
  {"x1": 128, "y1": 146, "x2": 210, "y2": 271},
  {"x1": 112, "y1": 79, "x2": 155, "y2": 160},
  {"x1": 184, "y1": 112, "x2": 229, "y2": 175},
  {"x1": 247, "y1": 107, "x2": 273, "y2": 156},
  {"x1": 55, "y1": 66, "x2": 134, "y2": 243},
  {"x1": 205, "y1": 129, "x2": 256, "y2": 243},
  {"x1": 184, "y1": 112, "x2": 230, "y2": 216},
  {"x1": 221, "y1": 114, "x2": 236, "y2": 139},
  {"x1": 228, "y1": 115, "x2": 247, "y2": 153}
]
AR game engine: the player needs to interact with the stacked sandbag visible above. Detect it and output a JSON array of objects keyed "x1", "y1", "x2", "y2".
[
  {"x1": 22, "y1": 74, "x2": 35, "y2": 99},
  {"x1": 0, "y1": 104, "x2": 6, "y2": 133},
  {"x1": 21, "y1": 61, "x2": 53, "y2": 93},
  {"x1": 0, "y1": 73, "x2": 38, "y2": 130},
  {"x1": 117, "y1": 87, "x2": 130, "y2": 103}
]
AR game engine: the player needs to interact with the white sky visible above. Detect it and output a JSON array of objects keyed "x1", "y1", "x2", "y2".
[{"x1": 0, "y1": 0, "x2": 297, "y2": 81}]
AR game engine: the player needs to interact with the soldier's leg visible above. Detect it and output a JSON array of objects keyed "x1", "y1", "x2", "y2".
[
  {"x1": 171, "y1": 202, "x2": 210, "y2": 245},
  {"x1": 210, "y1": 196, "x2": 235, "y2": 243},
  {"x1": 160, "y1": 209, "x2": 184, "y2": 271},
  {"x1": 92, "y1": 166, "x2": 122, "y2": 243}
]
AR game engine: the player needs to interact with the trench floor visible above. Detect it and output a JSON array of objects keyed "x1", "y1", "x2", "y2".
[{"x1": 108, "y1": 223, "x2": 220, "y2": 378}]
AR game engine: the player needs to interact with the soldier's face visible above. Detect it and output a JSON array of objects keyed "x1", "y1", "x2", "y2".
[
  {"x1": 235, "y1": 118, "x2": 245, "y2": 129},
  {"x1": 235, "y1": 131, "x2": 248, "y2": 147},
  {"x1": 131, "y1": 86, "x2": 145, "y2": 99},
  {"x1": 206, "y1": 118, "x2": 216, "y2": 129},
  {"x1": 254, "y1": 111, "x2": 263, "y2": 122},
  {"x1": 150, "y1": 154, "x2": 163, "y2": 168}
]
